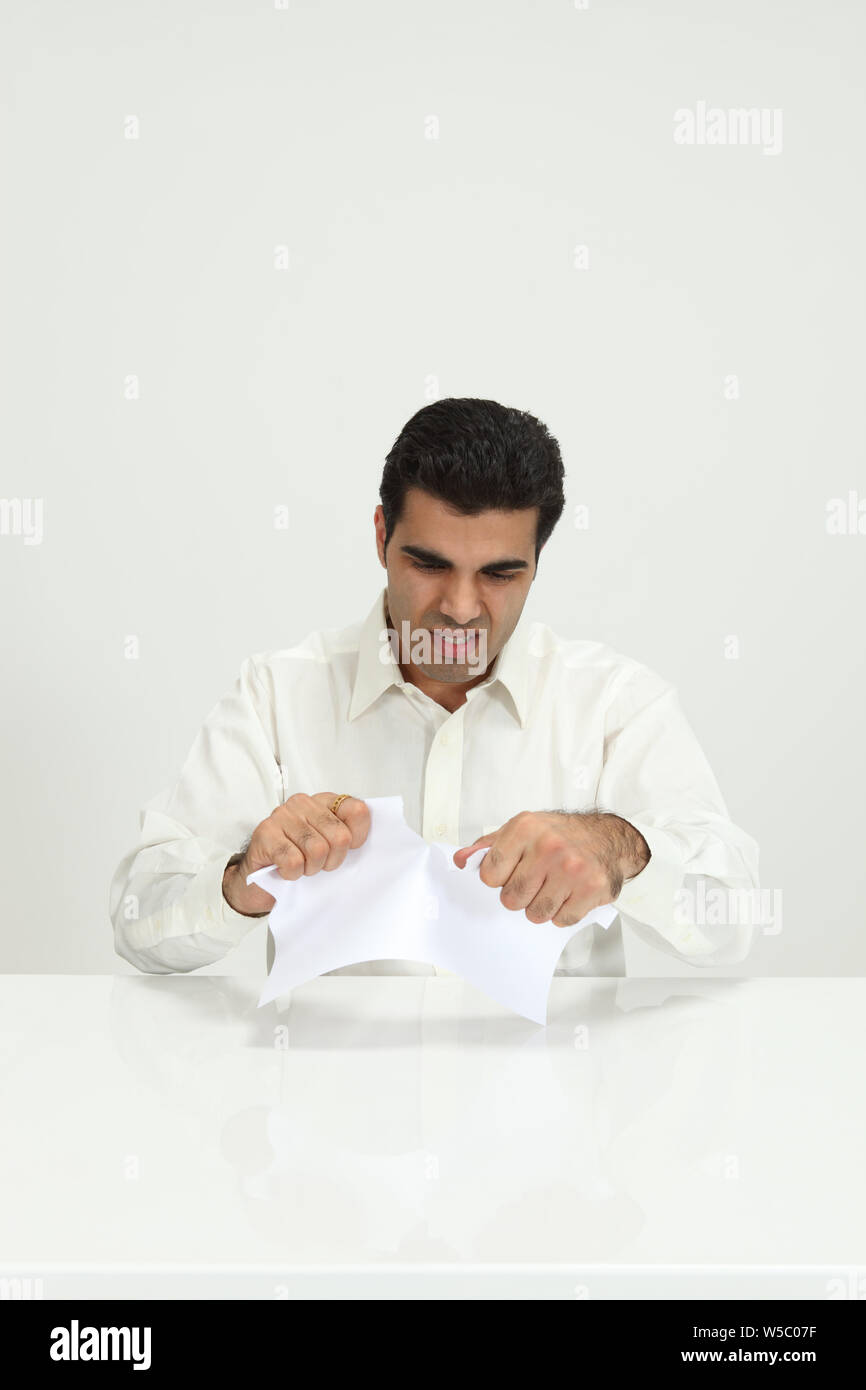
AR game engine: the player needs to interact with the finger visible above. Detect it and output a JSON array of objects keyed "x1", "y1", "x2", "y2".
[
  {"x1": 299, "y1": 804, "x2": 355, "y2": 873},
  {"x1": 275, "y1": 800, "x2": 334, "y2": 874},
  {"x1": 553, "y1": 884, "x2": 614, "y2": 928},
  {"x1": 498, "y1": 851, "x2": 548, "y2": 912},
  {"x1": 452, "y1": 833, "x2": 494, "y2": 869},
  {"x1": 475, "y1": 835, "x2": 522, "y2": 890},
  {"x1": 551, "y1": 887, "x2": 601, "y2": 929},
  {"x1": 240, "y1": 815, "x2": 304, "y2": 879},
  {"x1": 319, "y1": 793, "x2": 371, "y2": 851},
  {"x1": 524, "y1": 874, "x2": 571, "y2": 925},
  {"x1": 317, "y1": 808, "x2": 358, "y2": 870},
  {"x1": 265, "y1": 833, "x2": 306, "y2": 881}
]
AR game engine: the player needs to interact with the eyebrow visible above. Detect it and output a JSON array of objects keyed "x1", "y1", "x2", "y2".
[{"x1": 400, "y1": 544, "x2": 529, "y2": 573}]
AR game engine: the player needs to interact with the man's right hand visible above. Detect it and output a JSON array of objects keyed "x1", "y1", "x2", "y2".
[{"x1": 222, "y1": 792, "x2": 371, "y2": 917}]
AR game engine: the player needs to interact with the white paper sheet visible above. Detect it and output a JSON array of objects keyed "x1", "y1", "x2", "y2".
[{"x1": 251, "y1": 795, "x2": 618, "y2": 1024}]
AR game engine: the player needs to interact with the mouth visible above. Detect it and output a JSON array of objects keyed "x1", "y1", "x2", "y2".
[{"x1": 431, "y1": 628, "x2": 479, "y2": 658}]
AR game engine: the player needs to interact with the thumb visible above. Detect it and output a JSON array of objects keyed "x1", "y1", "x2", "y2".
[{"x1": 453, "y1": 833, "x2": 495, "y2": 869}]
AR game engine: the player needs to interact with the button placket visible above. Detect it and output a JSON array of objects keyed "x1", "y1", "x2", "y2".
[
  {"x1": 420, "y1": 710, "x2": 467, "y2": 978},
  {"x1": 421, "y1": 709, "x2": 464, "y2": 845}
]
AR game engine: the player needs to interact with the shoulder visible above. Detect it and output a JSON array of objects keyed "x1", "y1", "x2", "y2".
[
  {"x1": 241, "y1": 616, "x2": 364, "y2": 695},
  {"x1": 532, "y1": 620, "x2": 670, "y2": 686},
  {"x1": 527, "y1": 620, "x2": 676, "y2": 715}
]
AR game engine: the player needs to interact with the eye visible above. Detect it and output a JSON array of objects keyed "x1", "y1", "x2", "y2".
[{"x1": 409, "y1": 561, "x2": 516, "y2": 582}]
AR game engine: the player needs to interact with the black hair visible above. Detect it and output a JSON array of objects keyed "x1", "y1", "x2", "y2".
[{"x1": 379, "y1": 397, "x2": 565, "y2": 567}]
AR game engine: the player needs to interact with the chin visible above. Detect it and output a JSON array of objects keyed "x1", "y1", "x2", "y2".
[{"x1": 420, "y1": 663, "x2": 468, "y2": 683}]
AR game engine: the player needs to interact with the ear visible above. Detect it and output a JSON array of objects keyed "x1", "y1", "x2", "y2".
[{"x1": 374, "y1": 505, "x2": 387, "y2": 567}]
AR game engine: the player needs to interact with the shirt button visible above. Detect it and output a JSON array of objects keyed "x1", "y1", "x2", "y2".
[{"x1": 435, "y1": 823, "x2": 446, "y2": 838}]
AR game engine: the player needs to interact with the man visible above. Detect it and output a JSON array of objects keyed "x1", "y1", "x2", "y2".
[{"x1": 110, "y1": 397, "x2": 759, "y2": 977}]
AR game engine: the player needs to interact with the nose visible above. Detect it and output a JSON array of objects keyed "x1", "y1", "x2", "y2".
[{"x1": 437, "y1": 578, "x2": 484, "y2": 628}]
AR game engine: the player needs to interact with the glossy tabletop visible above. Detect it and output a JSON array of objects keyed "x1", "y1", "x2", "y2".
[{"x1": 0, "y1": 974, "x2": 864, "y2": 1300}]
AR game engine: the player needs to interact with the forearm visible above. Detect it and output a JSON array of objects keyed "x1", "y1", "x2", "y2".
[
  {"x1": 110, "y1": 652, "x2": 287, "y2": 972},
  {"x1": 607, "y1": 815, "x2": 760, "y2": 967},
  {"x1": 552, "y1": 804, "x2": 759, "y2": 967},
  {"x1": 111, "y1": 842, "x2": 265, "y2": 974}
]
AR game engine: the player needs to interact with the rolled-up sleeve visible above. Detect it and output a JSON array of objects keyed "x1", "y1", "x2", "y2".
[
  {"x1": 109, "y1": 656, "x2": 281, "y2": 973},
  {"x1": 595, "y1": 663, "x2": 760, "y2": 968}
]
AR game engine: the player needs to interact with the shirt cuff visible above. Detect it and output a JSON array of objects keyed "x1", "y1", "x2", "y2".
[
  {"x1": 122, "y1": 855, "x2": 263, "y2": 953},
  {"x1": 611, "y1": 820, "x2": 708, "y2": 958}
]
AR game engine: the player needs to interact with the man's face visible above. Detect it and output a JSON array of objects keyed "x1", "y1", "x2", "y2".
[{"x1": 374, "y1": 487, "x2": 539, "y2": 690}]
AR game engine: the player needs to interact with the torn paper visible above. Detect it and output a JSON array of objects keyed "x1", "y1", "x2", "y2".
[{"x1": 250, "y1": 795, "x2": 618, "y2": 1024}]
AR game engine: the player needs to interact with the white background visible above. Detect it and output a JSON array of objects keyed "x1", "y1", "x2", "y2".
[{"x1": 1, "y1": 0, "x2": 863, "y2": 975}]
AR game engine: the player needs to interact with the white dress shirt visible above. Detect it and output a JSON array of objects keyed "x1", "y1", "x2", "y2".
[{"x1": 110, "y1": 587, "x2": 760, "y2": 977}]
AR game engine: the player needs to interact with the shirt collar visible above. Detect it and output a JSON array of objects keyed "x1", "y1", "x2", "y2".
[{"x1": 348, "y1": 586, "x2": 532, "y2": 728}]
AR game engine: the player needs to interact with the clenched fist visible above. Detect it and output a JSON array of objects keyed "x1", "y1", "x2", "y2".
[{"x1": 222, "y1": 792, "x2": 370, "y2": 917}]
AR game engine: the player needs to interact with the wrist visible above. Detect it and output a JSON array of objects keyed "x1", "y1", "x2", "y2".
[
  {"x1": 581, "y1": 812, "x2": 650, "y2": 894},
  {"x1": 221, "y1": 859, "x2": 243, "y2": 912},
  {"x1": 222, "y1": 858, "x2": 271, "y2": 918}
]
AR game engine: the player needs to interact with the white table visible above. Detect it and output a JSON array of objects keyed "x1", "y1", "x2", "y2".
[{"x1": 1, "y1": 975, "x2": 863, "y2": 1300}]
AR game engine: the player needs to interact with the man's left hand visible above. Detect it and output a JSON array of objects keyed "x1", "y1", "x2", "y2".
[{"x1": 452, "y1": 809, "x2": 650, "y2": 928}]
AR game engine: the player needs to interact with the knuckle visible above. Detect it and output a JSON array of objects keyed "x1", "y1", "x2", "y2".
[
  {"x1": 274, "y1": 844, "x2": 303, "y2": 875},
  {"x1": 537, "y1": 829, "x2": 564, "y2": 855},
  {"x1": 527, "y1": 898, "x2": 555, "y2": 923},
  {"x1": 501, "y1": 875, "x2": 527, "y2": 903}
]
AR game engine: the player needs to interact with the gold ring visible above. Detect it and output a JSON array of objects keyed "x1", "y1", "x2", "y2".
[{"x1": 329, "y1": 793, "x2": 351, "y2": 817}]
